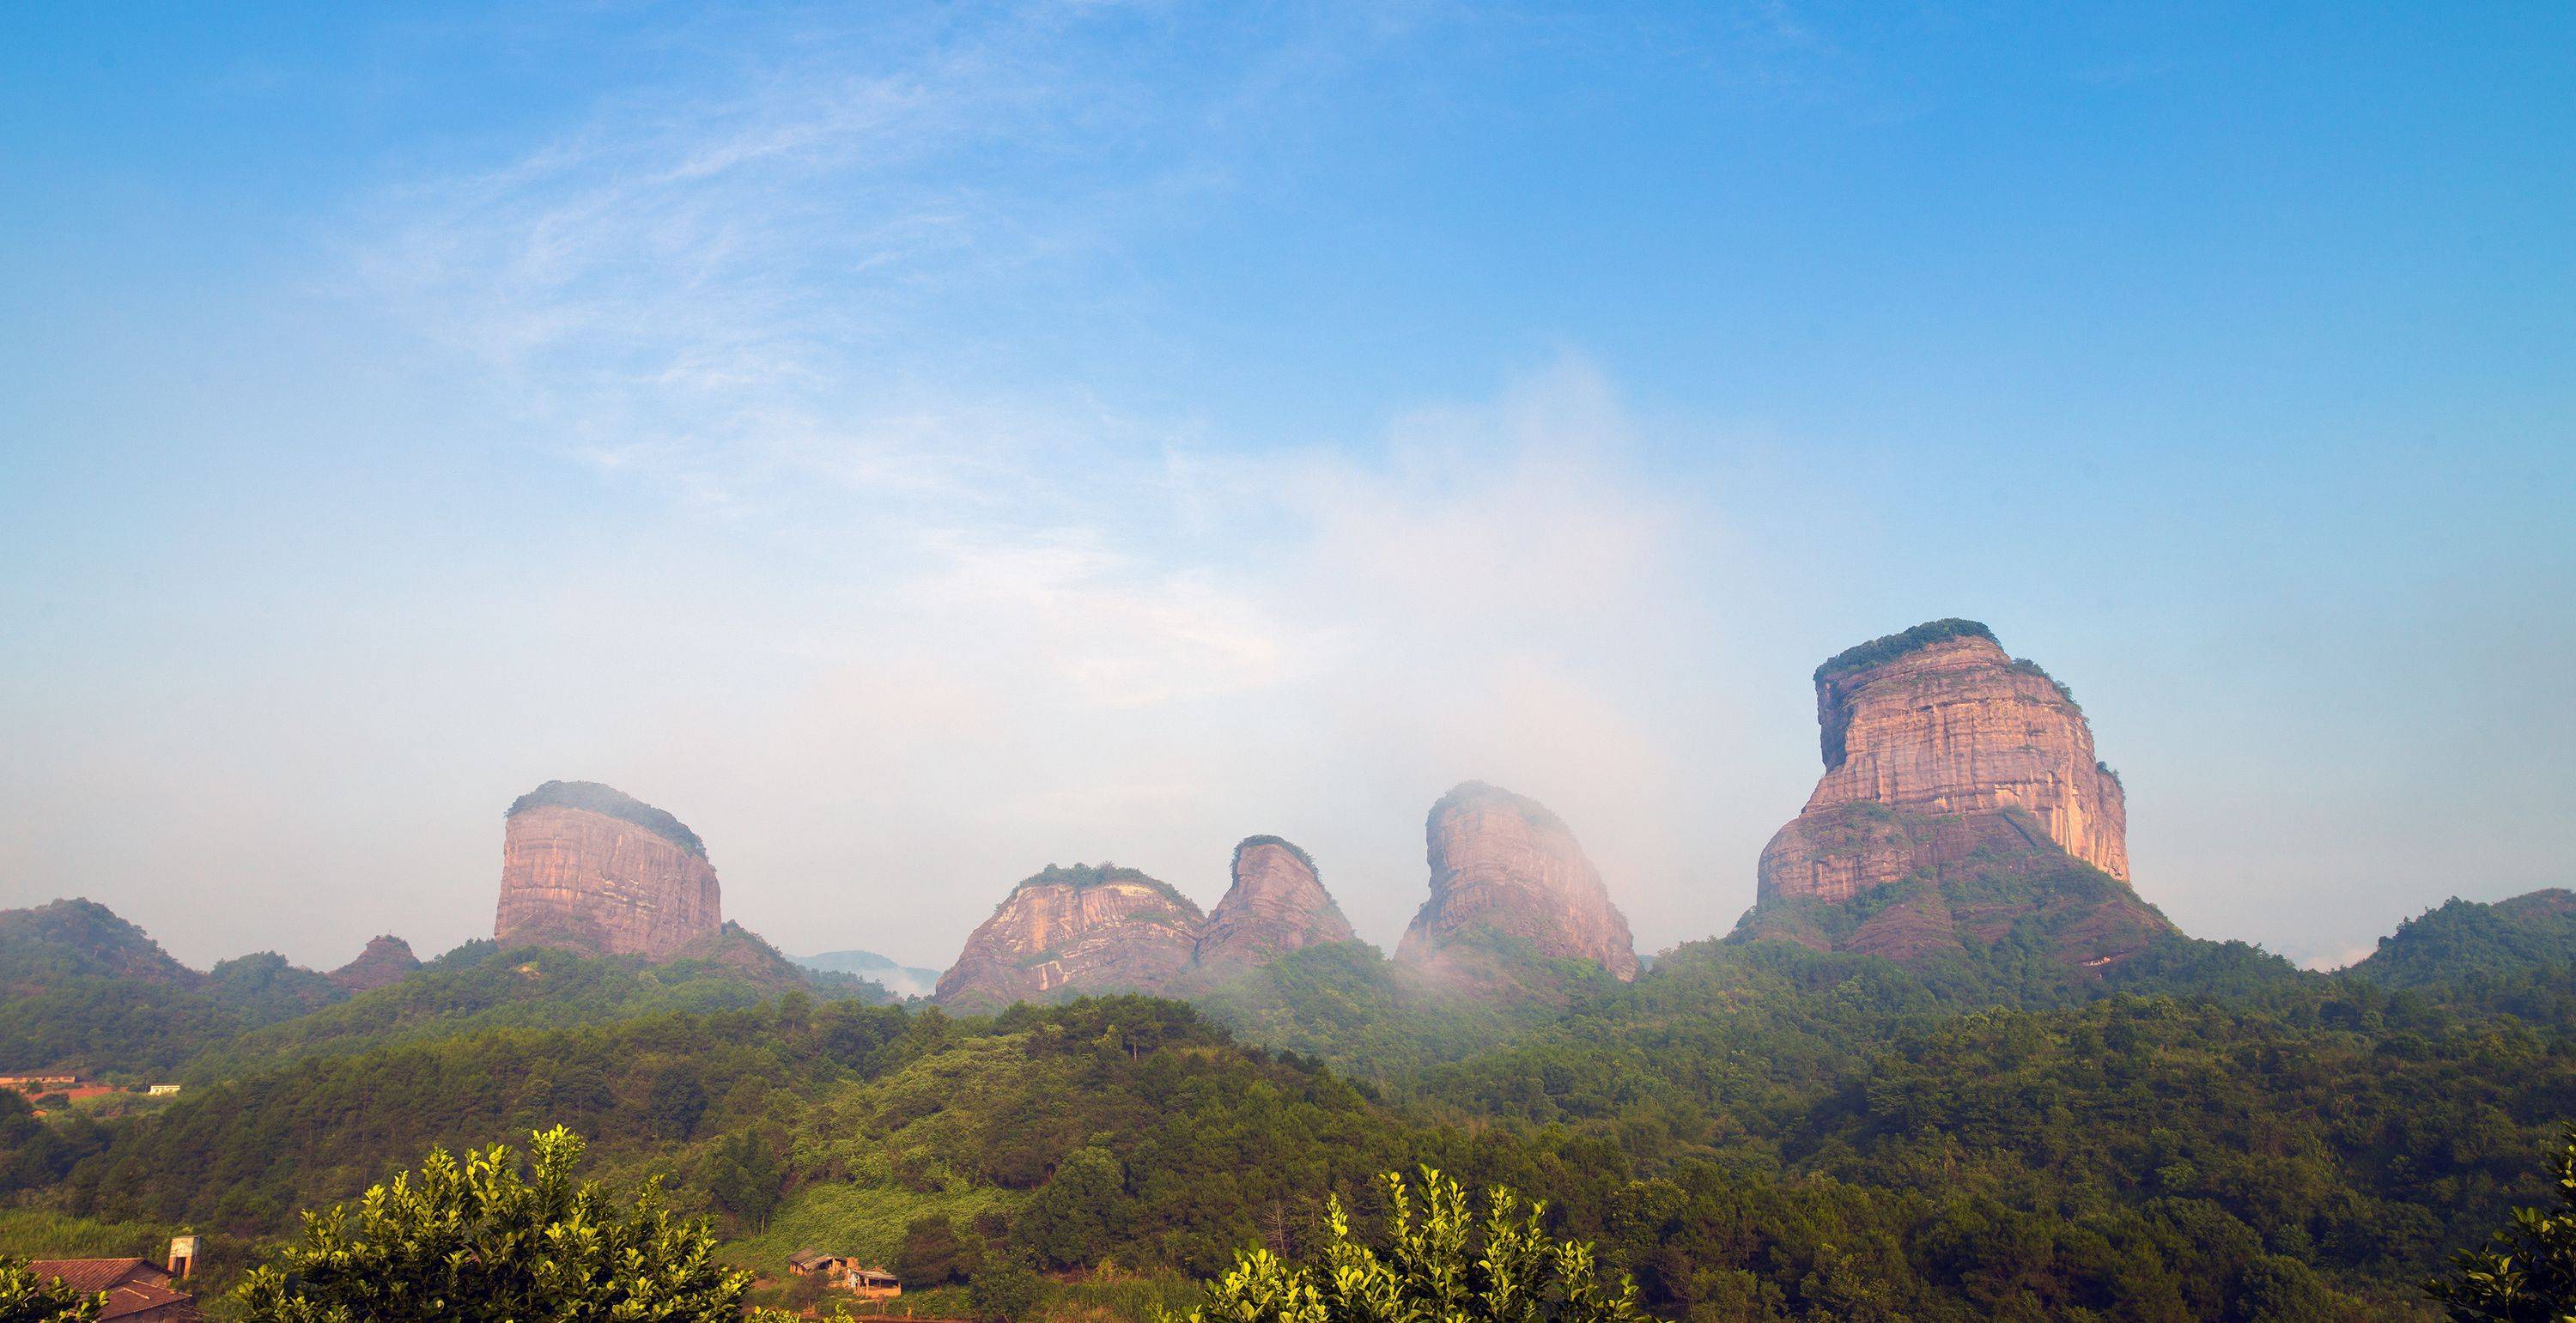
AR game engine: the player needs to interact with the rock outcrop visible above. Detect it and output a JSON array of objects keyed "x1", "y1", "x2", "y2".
[
  {"x1": 935, "y1": 864, "x2": 1206, "y2": 1010},
  {"x1": 1194, "y1": 837, "x2": 1355, "y2": 974},
  {"x1": 1759, "y1": 620, "x2": 2129, "y2": 905},
  {"x1": 494, "y1": 780, "x2": 722, "y2": 959},
  {"x1": 1741, "y1": 620, "x2": 2168, "y2": 972},
  {"x1": 1396, "y1": 782, "x2": 1640, "y2": 981},
  {"x1": 327, "y1": 935, "x2": 421, "y2": 992}
]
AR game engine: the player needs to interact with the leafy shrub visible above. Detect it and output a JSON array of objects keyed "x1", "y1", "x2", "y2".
[
  {"x1": 1163, "y1": 1168, "x2": 1646, "y2": 1323},
  {"x1": 1814, "y1": 619, "x2": 1997, "y2": 682},
  {"x1": 233, "y1": 1126, "x2": 750, "y2": 1321}
]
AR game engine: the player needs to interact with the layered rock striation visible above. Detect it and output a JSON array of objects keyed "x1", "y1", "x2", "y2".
[
  {"x1": 494, "y1": 780, "x2": 722, "y2": 959},
  {"x1": 935, "y1": 864, "x2": 1207, "y2": 1010},
  {"x1": 1397, "y1": 782, "x2": 1640, "y2": 981},
  {"x1": 1759, "y1": 620, "x2": 2129, "y2": 905},
  {"x1": 1194, "y1": 837, "x2": 1355, "y2": 974},
  {"x1": 327, "y1": 935, "x2": 421, "y2": 992},
  {"x1": 1743, "y1": 620, "x2": 2166, "y2": 971}
]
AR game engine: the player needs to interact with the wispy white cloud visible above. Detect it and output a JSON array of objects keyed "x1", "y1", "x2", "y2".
[
  {"x1": 346, "y1": 2, "x2": 1423, "y2": 530},
  {"x1": 269, "y1": 5, "x2": 1757, "y2": 959}
]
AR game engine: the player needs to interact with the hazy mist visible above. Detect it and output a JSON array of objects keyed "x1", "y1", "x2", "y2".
[{"x1": 4, "y1": 3, "x2": 2569, "y2": 974}]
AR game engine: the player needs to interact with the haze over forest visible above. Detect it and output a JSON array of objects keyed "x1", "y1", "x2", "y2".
[
  {"x1": 11, "y1": 9, "x2": 2576, "y2": 1323},
  {"x1": 3, "y1": 3, "x2": 2571, "y2": 974}
]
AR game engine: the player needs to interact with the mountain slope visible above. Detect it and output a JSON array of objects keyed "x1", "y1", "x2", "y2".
[
  {"x1": 2342, "y1": 889, "x2": 2576, "y2": 987},
  {"x1": 794, "y1": 950, "x2": 939, "y2": 998}
]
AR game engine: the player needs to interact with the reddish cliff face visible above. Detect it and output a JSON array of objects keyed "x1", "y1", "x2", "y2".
[
  {"x1": 934, "y1": 865, "x2": 1206, "y2": 1010},
  {"x1": 1194, "y1": 837, "x2": 1354, "y2": 974},
  {"x1": 494, "y1": 781, "x2": 722, "y2": 959},
  {"x1": 1759, "y1": 621, "x2": 2130, "y2": 905},
  {"x1": 1742, "y1": 621, "x2": 2167, "y2": 972},
  {"x1": 327, "y1": 935, "x2": 420, "y2": 992},
  {"x1": 1397, "y1": 782, "x2": 1640, "y2": 981}
]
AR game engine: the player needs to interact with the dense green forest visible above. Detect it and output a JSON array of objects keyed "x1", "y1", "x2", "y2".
[
  {"x1": 5, "y1": 892, "x2": 2576, "y2": 1320},
  {"x1": 0, "y1": 906, "x2": 888, "y2": 1082}
]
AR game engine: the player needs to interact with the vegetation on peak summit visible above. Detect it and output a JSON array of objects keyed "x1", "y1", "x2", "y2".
[
  {"x1": 505, "y1": 780, "x2": 707, "y2": 858},
  {"x1": 1006, "y1": 863, "x2": 1199, "y2": 913},
  {"x1": 1232, "y1": 834, "x2": 1321, "y2": 880},
  {"x1": 1814, "y1": 617, "x2": 1998, "y2": 682},
  {"x1": 2342, "y1": 889, "x2": 2576, "y2": 988}
]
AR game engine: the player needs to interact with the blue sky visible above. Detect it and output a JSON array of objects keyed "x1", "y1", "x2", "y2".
[{"x1": 3, "y1": 3, "x2": 2569, "y2": 970}]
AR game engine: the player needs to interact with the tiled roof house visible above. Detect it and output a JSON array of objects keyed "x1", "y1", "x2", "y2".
[{"x1": 28, "y1": 1257, "x2": 197, "y2": 1321}]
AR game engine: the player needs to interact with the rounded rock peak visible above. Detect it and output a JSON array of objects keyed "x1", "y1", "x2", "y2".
[
  {"x1": 328, "y1": 934, "x2": 422, "y2": 992},
  {"x1": 934, "y1": 862, "x2": 1204, "y2": 1009},
  {"x1": 1403, "y1": 781, "x2": 1640, "y2": 981}
]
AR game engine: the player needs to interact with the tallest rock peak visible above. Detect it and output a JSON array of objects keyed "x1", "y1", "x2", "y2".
[
  {"x1": 1765, "y1": 619, "x2": 2129, "y2": 901},
  {"x1": 1746, "y1": 620, "x2": 2166, "y2": 971},
  {"x1": 495, "y1": 780, "x2": 722, "y2": 959}
]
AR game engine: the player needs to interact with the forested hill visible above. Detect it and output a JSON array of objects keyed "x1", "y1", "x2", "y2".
[
  {"x1": 2342, "y1": 889, "x2": 2576, "y2": 988},
  {"x1": 9, "y1": 944, "x2": 2576, "y2": 1317},
  {"x1": 0, "y1": 915, "x2": 890, "y2": 1082},
  {"x1": 7, "y1": 893, "x2": 2576, "y2": 1319}
]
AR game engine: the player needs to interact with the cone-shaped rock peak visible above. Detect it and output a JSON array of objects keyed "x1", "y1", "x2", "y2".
[{"x1": 1194, "y1": 836, "x2": 1354, "y2": 973}]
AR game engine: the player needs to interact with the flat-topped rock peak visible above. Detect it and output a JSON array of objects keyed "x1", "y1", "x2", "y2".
[
  {"x1": 1397, "y1": 781, "x2": 1640, "y2": 981},
  {"x1": 1743, "y1": 620, "x2": 2167, "y2": 973},
  {"x1": 494, "y1": 780, "x2": 723, "y2": 959},
  {"x1": 1763, "y1": 620, "x2": 2130, "y2": 904}
]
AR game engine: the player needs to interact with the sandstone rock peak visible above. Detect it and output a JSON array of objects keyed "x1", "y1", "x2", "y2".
[
  {"x1": 1759, "y1": 619, "x2": 2129, "y2": 905},
  {"x1": 494, "y1": 780, "x2": 722, "y2": 958},
  {"x1": 1194, "y1": 836, "x2": 1355, "y2": 973},
  {"x1": 1397, "y1": 781, "x2": 1640, "y2": 981},
  {"x1": 934, "y1": 863, "x2": 1206, "y2": 1010},
  {"x1": 327, "y1": 934, "x2": 421, "y2": 993}
]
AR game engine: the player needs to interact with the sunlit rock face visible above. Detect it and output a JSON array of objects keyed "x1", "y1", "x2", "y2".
[
  {"x1": 494, "y1": 780, "x2": 722, "y2": 959},
  {"x1": 1396, "y1": 781, "x2": 1640, "y2": 981},
  {"x1": 326, "y1": 935, "x2": 420, "y2": 992},
  {"x1": 1759, "y1": 620, "x2": 2130, "y2": 904},
  {"x1": 933, "y1": 864, "x2": 1206, "y2": 1010},
  {"x1": 1193, "y1": 836, "x2": 1354, "y2": 974},
  {"x1": 1739, "y1": 620, "x2": 2169, "y2": 974}
]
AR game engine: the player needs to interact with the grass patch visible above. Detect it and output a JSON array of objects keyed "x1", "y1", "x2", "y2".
[
  {"x1": 1039, "y1": 1273, "x2": 1201, "y2": 1323},
  {"x1": 722, "y1": 1180, "x2": 1024, "y2": 1273},
  {"x1": 0, "y1": 1208, "x2": 172, "y2": 1259}
]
